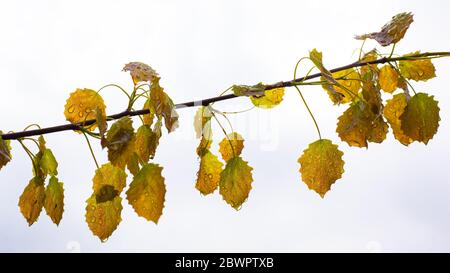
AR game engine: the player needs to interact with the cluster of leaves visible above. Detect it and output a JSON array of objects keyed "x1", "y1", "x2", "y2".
[{"x1": 0, "y1": 12, "x2": 446, "y2": 242}]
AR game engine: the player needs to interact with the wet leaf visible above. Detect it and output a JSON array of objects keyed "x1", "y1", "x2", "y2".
[
  {"x1": 135, "y1": 124, "x2": 161, "y2": 163},
  {"x1": 64, "y1": 88, "x2": 106, "y2": 131},
  {"x1": 92, "y1": 163, "x2": 127, "y2": 194},
  {"x1": 298, "y1": 139, "x2": 345, "y2": 197},
  {"x1": 196, "y1": 151, "x2": 223, "y2": 195},
  {"x1": 39, "y1": 148, "x2": 58, "y2": 176},
  {"x1": 219, "y1": 156, "x2": 253, "y2": 210},
  {"x1": 142, "y1": 98, "x2": 155, "y2": 126},
  {"x1": 0, "y1": 131, "x2": 12, "y2": 170},
  {"x1": 379, "y1": 65, "x2": 399, "y2": 93},
  {"x1": 400, "y1": 93, "x2": 440, "y2": 144},
  {"x1": 18, "y1": 177, "x2": 45, "y2": 226},
  {"x1": 44, "y1": 176, "x2": 64, "y2": 225},
  {"x1": 355, "y1": 12, "x2": 414, "y2": 46},
  {"x1": 322, "y1": 68, "x2": 361, "y2": 104},
  {"x1": 126, "y1": 163, "x2": 166, "y2": 223},
  {"x1": 310, "y1": 49, "x2": 343, "y2": 103},
  {"x1": 123, "y1": 62, "x2": 159, "y2": 85},
  {"x1": 106, "y1": 117, "x2": 135, "y2": 169},
  {"x1": 127, "y1": 153, "x2": 140, "y2": 176},
  {"x1": 219, "y1": 132, "x2": 244, "y2": 162},
  {"x1": 85, "y1": 194, "x2": 122, "y2": 242},
  {"x1": 150, "y1": 78, "x2": 179, "y2": 133},
  {"x1": 399, "y1": 52, "x2": 436, "y2": 81},
  {"x1": 250, "y1": 87, "x2": 285, "y2": 109},
  {"x1": 383, "y1": 93, "x2": 413, "y2": 145}
]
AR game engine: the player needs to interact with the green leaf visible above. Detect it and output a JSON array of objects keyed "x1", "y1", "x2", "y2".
[
  {"x1": 219, "y1": 156, "x2": 253, "y2": 210},
  {"x1": 44, "y1": 176, "x2": 64, "y2": 225},
  {"x1": 399, "y1": 52, "x2": 436, "y2": 81},
  {"x1": 126, "y1": 163, "x2": 166, "y2": 223},
  {"x1": 39, "y1": 148, "x2": 58, "y2": 176},
  {"x1": 18, "y1": 177, "x2": 45, "y2": 226}
]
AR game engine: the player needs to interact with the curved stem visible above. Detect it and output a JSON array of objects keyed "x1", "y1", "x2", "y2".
[
  {"x1": 81, "y1": 131, "x2": 99, "y2": 169},
  {"x1": 97, "y1": 84, "x2": 131, "y2": 100},
  {"x1": 211, "y1": 111, "x2": 235, "y2": 157}
]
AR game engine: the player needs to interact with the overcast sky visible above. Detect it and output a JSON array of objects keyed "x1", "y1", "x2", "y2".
[{"x1": 1, "y1": 0, "x2": 450, "y2": 252}]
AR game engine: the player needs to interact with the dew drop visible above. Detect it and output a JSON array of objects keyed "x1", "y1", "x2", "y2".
[
  {"x1": 99, "y1": 220, "x2": 103, "y2": 225},
  {"x1": 90, "y1": 216, "x2": 96, "y2": 223},
  {"x1": 67, "y1": 105, "x2": 75, "y2": 113},
  {"x1": 78, "y1": 112, "x2": 84, "y2": 118},
  {"x1": 418, "y1": 70, "x2": 424, "y2": 77},
  {"x1": 145, "y1": 191, "x2": 149, "y2": 197},
  {"x1": 207, "y1": 173, "x2": 213, "y2": 179}
]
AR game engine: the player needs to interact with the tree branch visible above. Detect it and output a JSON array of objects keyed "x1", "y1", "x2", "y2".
[{"x1": 2, "y1": 51, "x2": 449, "y2": 141}]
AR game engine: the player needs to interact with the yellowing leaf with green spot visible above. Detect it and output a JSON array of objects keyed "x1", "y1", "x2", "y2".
[
  {"x1": 322, "y1": 68, "x2": 361, "y2": 104},
  {"x1": 126, "y1": 163, "x2": 166, "y2": 223},
  {"x1": 106, "y1": 117, "x2": 135, "y2": 170},
  {"x1": 127, "y1": 153, "x2": 140, "y2": 176},
  {"x1": 383, "y1": 93, "x2": 413, "y2": 145},
  {"x1": 123, "y1": 62, "x2": 159, "y2": 85},
  {"x1": 18, "y1": 177, "x2": 45, "y2": 226},
  {"x1": 219, "y1": 156, "x2": 253, "y2": 210},
  {"x1": 336, "y1": 102, "x2": 373, "y2": 148},
  {"x1": 150, "y1": 77, "x2": 179, "y2": 133},
  {"x1": 92, "y1": 163, "x2": 127, "y2": 194},
  {"x1": 250, "y1": 87, "x2": 285, "y2": 109},
  {"x1": 196, "y1": 151, "x2": 223, "y2": 195},
  {"x1": 0, "y1": 131, "x2": 12, "y2": 170},
  {"x1": 379, "y1": 65, "x2": 399, "y2": 93},
  {"x1": 219, "y1": 132, "x2": 244, "y2": 162},
  {"x1": 355, "y1": 12, "x2": 414, "y2": 46},
  {"x1": 85, "y1": 195, "x2": 122, "y2": 242},
  {"x1": 400, "y1": 93, "x2": 440, "y2": 144},
  {"x1": 64, "y1": 88, "x2": 106, "y2": 131},
  {"x1": 39, "y1": 148, "x2": 58, "y2": 176},
  {"x1": 44, "y1": 176, "x2": 64, "y2": 225},
  {"x1": 399, "y1": 52, "x2": 436, "y2": 81},
  {"x1": 298, "y1": 139, "x2": 345, "y2": 198}
]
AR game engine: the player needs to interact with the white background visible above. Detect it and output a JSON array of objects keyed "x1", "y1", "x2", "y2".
[{"x1": 0, "y1": 0, "x2": 449, "y2": 252}]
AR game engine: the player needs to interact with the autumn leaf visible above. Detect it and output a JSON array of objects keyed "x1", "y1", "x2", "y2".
[
  {"x1": 123, "y1": 62, "x2": 159, "y2": 85},
  {"x1": 150, "y1": 77, "x2": 179, "y2": 133},
  {"x1": 127, "y1": 153, "x2": 141, "y2": 176},
  {"x1": 355, "y1": 12, "x2": 414, "y2": 46},
  {"x1": 322, "y1": 68, "x2": 361, "y2": 104},
  {"x1": 95, "y1": 106, "x2": 108, "y2": 148},
  {"x1": 196, "y1": 135, "x2": 212, "y2": 157},
  {"x1": 44, "y1": 176, "x2": 64, "y2": 225},
  {"x1": 194, "y1": 107, "x2": 212, "y2": 139},
  {"x1": 400, "y1": 93, "x2": 440, "y2": 144},
  {"x1": 379, "y1": 65, "x2": 399, "y2": 93},
  {"x1": 106, "y1": 117, "x2": 135, "y2": 170},
  {"x1": 85, "y1": 195, "x2": 122, "y2": 242},
  {"x1": 310, "y1": 49, "x2": 343, "y2": 103},
  {"x1": 232, "y1": 83, "x2": 265, "y2": 97},
  {"x1": 64, "y1": 88, "x2": 106, "y2": 131},
  {"x1": 219, "y1": 156, "x2": 253, "y2": 210},
  {"x1": 135, "y1": 124, "x2": 161, "y2": 163},
  {"x1": 196, "y1": 151, "x2": 223, "y2": 195},
  {"x1": 18, "y1": 177, "x2": 45, "y2": 226},
  {"x1": 142, "y1": 98, "x2": 156, "y2": 126},
  {"x1": 219, "y1": 132, "x2": 244, "y2": 162},
  {"x1": 92, "y1": 163, "x2": 127, "y2": 194},
  {"x1": 126, "y1": 163, "x2": 166, "y2": 224},
  {"x1": 399, "y1": 52, "x2": 436, "y2": 81},
  {"x1": 383, "y1": 93, "x2": 413, "y2": 145},
  {"x1": 250, "y1": 87, "x2": 285, "y2": 109},
  {"x1": 298, "y1": 139, "x2": 345, "y2": 197},
  {"x1": 0, "y1": 131, "x2": 12, "y2": 170}
]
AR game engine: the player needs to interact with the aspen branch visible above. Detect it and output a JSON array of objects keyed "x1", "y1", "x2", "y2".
[{"x1": 2, "y1": 51, "x2": 449, "y2": 141}]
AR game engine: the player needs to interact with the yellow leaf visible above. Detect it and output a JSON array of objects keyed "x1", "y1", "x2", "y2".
[
  {"x1": 123, "y1": 62, "x2": 159, "y2": 85},
  {"x1": 64, "y1": 88, "x2": 106, "y2": 131},
  {"x1": 383, "y1": 93, "x2": 413, "y2": 145},
  {"x1": 379, "y1": 65, "x2": 399, "y2": 93},
  {"x1": 95, "y1": 106, "x2": 108, "y2": 148},
  {"x1": 92, "y1": 163, "x2": 127, "y2": 194},
  {"x1": 150, "y1": 78, "x2": 179, "y2": 133},
  {"x1": 219, "y1": 132, "x2": 244, "y2": 162},
  {"x1": 298, "y1": 139, "x2": 345, "y2": 197},
  {"x1": 219, "y1": 156, "x2": 253, "y2": 210},
  {"x1": 322, "y1": 69, "x2": 361, "y2": 104},
  {"x1": 194, "y1": 107, "x2": 212, "y2": 139},
  {"x1": 250, "y1": 87, "x2": 285, "y2": 109},
  {"x1": 400, "y1": 93, "x2": 440, "y2": 144},
  {"x1": 135, "y1": 124, "x2": 162, "y2": 163},
  {"x1": 0, "y1": 131, "x2": 12, "y2": 170},
  {"x1": 196, "y1": 136, "x2": 212, "y2": 157},
  {"x1": 126, "y1": 153, "x2": 140, "y2": 176},
  {"x1": 106, "y1": 117, "x2": 135, "y2": 170},
  {"x1": 399, "y1": 52, "x2": 436, "y2": 81},
  {"x1": 85, "y1": 195, "x2": 122, "y2": 242},
  {"x1": 355, "y1": 12, "x2": 414, "y2": 46},
  {"x1": 44, "y1": 176, "x2": 64, "y2": 225},
  {"x1": 126, "y1": 163, "x2": 166, "y2": 223},
  {"x1": 310, "y1": 49, "x2": 343, "y2": 103},
  {"x1": 336, "y1": 102, "x2": 373, "y2": 148},
  {"x1": 196, "y1": 151, "x2": 223, "y2": 195},
  {"x1": 142, "y1": 98, "x2": 155, "y2": 126},
  {"x1": 367, "y1": 115, "x2": 388, "y2": 144},
  {"x1": 18, "y1": 177, "x2": 45, "y2": 226}
]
